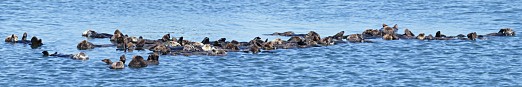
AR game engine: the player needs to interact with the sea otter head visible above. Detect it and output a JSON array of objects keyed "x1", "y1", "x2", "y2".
[
  {"x1": 31, "y1": 36, "x2": 43, "y2": 47},
  {"x1": 417, "y1": 33, "x2": 426, "y2": 40},
  {"x1": 102, "y1": 59, "x2": 113, "y2": 65},
  {"x1": 77, "y1": 40, "x2": 94, "y2": 50},
  {"x1": 467, "y1": 32, "x2": 478, "y2": 40},
  {"x1": 73, "y1": 52, "x2": 89, "y2": 60},
  {"x1": 383, "y1": 34, "x2": 398, "y2": 40},
  {"x1": 82, "y1": 30, "x2": 96, "y2": 37},
  {"x1": 202, "y1": 44, "x2": 214, "y2": 51},
  {"x1": 22, "y1": 32, "x2": 28, "y2": 41},
  {"x1": 347, "y1": 34, "x2": 364, "y2": 42},
  {"x1": 162, "y1": 34, "x2": 170, "y2": 42},
  {"x1": 119, "y1": 55, "x2": 126, "y2": 64},
  {"x1": 499, "y1": 28, "x2": 515, "y2": 36}
]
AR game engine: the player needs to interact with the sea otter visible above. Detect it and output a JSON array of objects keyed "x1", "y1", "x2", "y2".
[
  {"x1": 202, "y1": 44, "x2": 214, "y2": 51},
  {"x1": 82, "y1": 30, "x2": 113, "y2": 38},
  {"x1": 417, "y1": 33, "x2": 426, "y2": 40},
  {"x1": 467, "y1": 32, "x2": 478, "y2": 40},
  {"x1": 152, "y1": 44, "x2": 169, "y2": 54},
  {"x1": 101, "y1": 59, "x2": 124, "y2": 69},
  {"x1": 209, "y1": 49, "x2": 227, "y2": 56},
  {"x1": 262, "y1": 41, "x2": 276, "y2": 50},
  {"x1": 42, "y1": 51, "x2": 88, "y2": 60},
  {"x1": 128, "y1": 55, "x2": 148, "y2": 68},
  {"x1": 332, "y1": 31, "x2": 344, "y2": 40},
  {"x1": 362, "y1": 29, "x2": 382, "y2": 39},
  {"x1": 161, "y1": 34, "x2": 170, "y2": 42},
  {"x1": 147, "y1": 53, "x2": 159, "y2": 65},
  {"x1": 18, "y1": 32, "x2": 30, "y2": 43},
  {"x1": 4, "y1": 34, "x2": 17, "y2": 42},
  {"x1": 288, "y1": 36, "x2": 303, "y2": 43},
  {"x1": 120, "y1": 55, "x2": 126, "y2": 64},
  {"x1": 347, "y1": 34, "x2": 364, "y2": 43},
  {"x1": 224, "y1": 40, "x2": 240, "y2": 51},
  {"x1": 305, "y1": 31, "x2": 321, "y2": 43},
  {"x1": 321, "y1": 36, "x2": 334, "y2": 46},
  {"x1": 487, "y1": 28, "x2": 516, "y2": 36},
  {"x1": 383, "y1": 34, "x2": 399, "y2": 40},
  {"x1": 30, "y1": 36, "x2": 43, "y2": 48},
  {"x1": 380, "y1": 24, "x2": 399, "y2": 35},
  {"x1": 201, "y1": 37, "x2": 210, "y2": 44},
  {"x1": 77, "y1": 40, "x2": 95, "y2": 50},
  {"x1": 110, "y1": 29, "x2": 124, "y2": 41},
  {"x1": 265, "y1": 31, "x2": 306, "y2": 36},
  {"x1": 249, "y1": 45, "x2": 261, "y2": 54},
  {"x1": 400, "y1": 29, "x2": 415, "y2": 39}
]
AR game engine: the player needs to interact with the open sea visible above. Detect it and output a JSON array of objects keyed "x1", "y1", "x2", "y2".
[{"x1": 1, "y1": 0, "x2": 521, "y2": 86}]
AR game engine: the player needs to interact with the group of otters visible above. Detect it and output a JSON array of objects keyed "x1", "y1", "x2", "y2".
[{"x1": 4, "y1": 24, "x2": 516, "y2": 69}]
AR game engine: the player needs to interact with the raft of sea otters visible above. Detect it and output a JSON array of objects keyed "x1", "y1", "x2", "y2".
[{"x1": 4, "y1": 24, "x2": 516, "y2": 69}]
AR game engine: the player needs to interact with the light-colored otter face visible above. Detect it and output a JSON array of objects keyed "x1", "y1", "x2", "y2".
[
  {"x1": 192, "y1": 42, "x2": 203, "y2": 47},
  {"x1": 183, "y1": 45, "x2": 196, "y2": 51},
  {"x1": 202, "y1": 44, "x2": 214, "y2": 51},
  {"x1": 5, "y1": 35, "x2": 12, "y2": 42},
  {"x1": 130, "y1": 37, "x2": 138, "y2": 42},
  {"x1": 73, "y1": 52, "x2": 89, "y2": 60},
  {"x1": 500, "y1": 28, "x2": 515, "y2": 36},
  {"x1": 383, "y1": 34, "x2": 394, "y2": 40},
  {"x1": 82, "y1": 30, "x2": 95, "y2": 36},
  {"x1": 417, "y1": 33, "x2": 425, "y2": 40},
  {"x1": 111, "y1": 61, "x2": 125, "y2": 69},
  {"x1": 12, "y1": 34, "x2": 18, "y2": 42},
  {"x1": 212, "y1": 49, "x2": 227, "y2": 55},
  {"x1": 169, "y1": 41, "x2": 181, "y2": 47}
]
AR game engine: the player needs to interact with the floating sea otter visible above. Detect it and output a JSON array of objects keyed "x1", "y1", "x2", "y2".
[
  {"x1": 147, "y1": 53, "x2": 160, "y2": 65},
  {"x1": 4, "y1": 33, "x2": 44, "y2": 48},
  {"x1": 42, "y1": 51, "x2": 89, "y2": 60},
  {"x1": 76, "y1": 40, "x2": 114, "y2": 50},
  {"x1": 128, "y1": 55, "x2": 148, "y2": 68},
  {"x1": 487, "y1": 28, "x2": 515, "y2": 36},
  {"x1": 101, "y1": 59, "x2": 125, "y2": 69},
  {"x1": 82, "y1": 30, "x2": 113, "y2": 38}
]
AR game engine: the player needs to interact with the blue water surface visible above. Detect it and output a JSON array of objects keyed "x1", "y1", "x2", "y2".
[{"x1": 1, "y1": 0, "x2": 522, "y2": 86}]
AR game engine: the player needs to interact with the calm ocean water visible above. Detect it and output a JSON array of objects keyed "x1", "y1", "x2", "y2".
[{"x1": 1, "y1": 0, "x2": 521, "y2": 86}]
